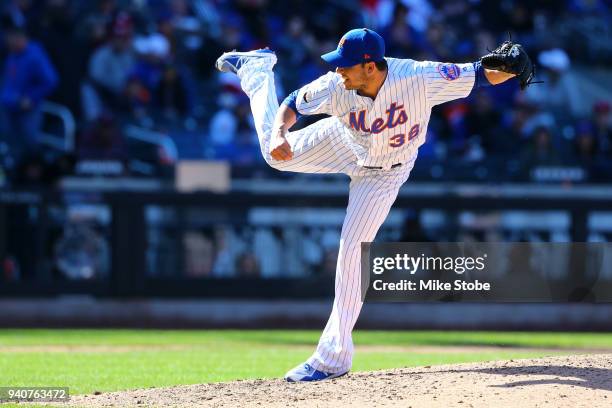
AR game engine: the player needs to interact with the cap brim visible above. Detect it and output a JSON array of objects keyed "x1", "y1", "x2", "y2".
[{"x1": 321, "y1": 50, "x2": 360, "y2": 68}]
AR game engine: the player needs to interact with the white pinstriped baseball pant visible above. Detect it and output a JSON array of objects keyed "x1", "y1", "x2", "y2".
[{"x1": 238, "y1": 59, "x2": 413, "y2": 373}]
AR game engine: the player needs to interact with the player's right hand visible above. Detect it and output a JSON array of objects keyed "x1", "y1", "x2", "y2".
[{"x1": 270, "y1": 133, "x2": 293, "y2": 161}]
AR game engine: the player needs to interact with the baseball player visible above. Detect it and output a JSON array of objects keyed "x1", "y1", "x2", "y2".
[{"x1": 216, "y1": 28, "x2": 534, "y2": 382}]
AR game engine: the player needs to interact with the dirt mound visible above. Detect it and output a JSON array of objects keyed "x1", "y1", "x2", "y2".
[{"x1": 66, "y1": 354, "x2": 612, "y2": 407}]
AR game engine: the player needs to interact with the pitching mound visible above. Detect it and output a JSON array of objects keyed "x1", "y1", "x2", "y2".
[{"x1": 67, "y1": 354, "x2": 611, "y2": 407}]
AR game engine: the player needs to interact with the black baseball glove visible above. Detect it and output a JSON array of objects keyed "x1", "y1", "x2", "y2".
[{"x1": 480, "y1": 40, "x2": 537, "y2": 90}]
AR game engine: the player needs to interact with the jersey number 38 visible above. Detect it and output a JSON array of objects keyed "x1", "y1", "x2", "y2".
[{"x1": 389, "y1": 124, "x2": 420, "y2": 148}]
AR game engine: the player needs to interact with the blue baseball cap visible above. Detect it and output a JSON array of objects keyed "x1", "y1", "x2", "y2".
[{"x1": 321, "y1": 28, "x2": 385, "y2": 68}]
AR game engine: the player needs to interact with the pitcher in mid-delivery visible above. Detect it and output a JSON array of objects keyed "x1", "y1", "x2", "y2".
[{"x1": 216, "y1": 28, "x2": 529, "y2": 382}]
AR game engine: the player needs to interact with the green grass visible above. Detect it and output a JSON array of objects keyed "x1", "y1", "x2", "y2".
[{"x1": 1, "y1": 329, "x2": 611, "y2": 396}]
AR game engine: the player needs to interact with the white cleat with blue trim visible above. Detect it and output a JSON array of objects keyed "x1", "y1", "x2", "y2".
[
  {"x1": 284, "y1": 363, "x2": 349, "y2": 382},
  {"x1": 215, "y1": 49, "x2": 276, "y2": 74}
]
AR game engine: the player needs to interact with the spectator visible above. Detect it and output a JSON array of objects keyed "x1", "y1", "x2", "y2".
[
  {"x1": 208, "y1": 92, "x2": 239, "y2": 151},
  {"x1": 592, "y1": 101, "x2": 611, "y2": 156},
  {"x1": 157, "y1": 12, "x2": 178, "y2": 58},
  {"x1": 573, "y1": 121, "x2": 600, "y2": 164},
  {"x1": 131, "y1": 33, "x2": 170, "y2": 89},
  {"x1": 33, "y1": 0, "x2": 84, "y2": 117},
  {"x1": 75, "y1": 0, "x2": 118, "y2": 53},
  {"x1": 10, "y1": 150, "x2": 74, "y2": 187},
  {"x1": 0, "y1": 19, "x2": 58, "y2": 163},
  {"x1": 275, "y1": 16, "x2": 318, "y2": 89},
  {"x1": 465, "y1": 90, "x2": 504, "y2": 155},
  {"x1": 168, "y1": 0, "x2": 203, "y2": 35},
  {"x1": 183, "y1": 231, "x2": 215, "y2": 277},
  {"x1": 2, "y1": 0, "x2": 37, "y2": 31},
  {"x1": 519, "y1": 126, "x2": 562, "y2": 170},
  {"x1": 318, "y1": 248, "x2": 338, "y2": 276},
  {"x1": 236, "y1": 252, "x2": 261, "y2": 278},
  {"x1": 153, "y1": 63, "x2": 192, "y2": 121},
  {"x1": 78, "y1": 112, "x2": 127, "y2": 161},
  {"x1": 438, "y1": 101, "x2": 470, "y2": 156},
  {"x1": 155, "y1": 5, "x2": 203, "y2": 65},
  {"x1": 214, "y1": 103, "x2": 260, "y2": 165},
  {"x1": 124, "y1": 73, "x2": 152, "y2": 122},
  {"x1": 524, "y1": 49, "x2": 581, "y2": 122},
  {"x1": 253, "y1": 227, "x2": 283, "y2": 277},
  {"x1": 399, "y1": 210, "x2": 432, "y2": 242},
  {"x1": 505, "y1": 2, "x2": 534, "y2": 34},
  {"x1": 86, "y1": 12, "x2": 135, "y2": 118},
  {"x1": 128, "y1": 33, "x2": 173, "y2": 123},
  {"x1": 423, "y1": 20, "x2": 454, "y2": 60},
  {"x1": 1, "y1": 255, "x2": 20, "y2": 281},
  {"x1": 211, "y1": 226, "x2": 250, "y2": 277},
  {"x1": 379, "y1": 3, "x2": 423, "y2": 58},
  {"x1": 194, "y1": 22, "x2": 238, "y2": 80},
  {"x1": 11, "y1": 151, "x2": 46, "y2": 186},
  {"x1": 0, "y1": 0, "x2": 608, "y2": 183}
]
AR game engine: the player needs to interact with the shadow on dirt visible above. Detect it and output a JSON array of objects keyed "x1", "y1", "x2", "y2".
[{"x1": 432, "y1": 364, "x2": 612, "y2": 392}]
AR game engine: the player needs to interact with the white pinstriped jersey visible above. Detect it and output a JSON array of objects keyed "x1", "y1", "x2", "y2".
[
  {"x1": 231, "y1": 50, "x2": 479, "y2": 375},
  {"x1": 296, "y1": 58, "x2": 476, "y2": 169}
]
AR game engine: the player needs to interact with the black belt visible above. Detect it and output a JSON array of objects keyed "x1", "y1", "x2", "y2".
[{"x1": 363, "y1": 163, "x2": 403, "y2": 170}]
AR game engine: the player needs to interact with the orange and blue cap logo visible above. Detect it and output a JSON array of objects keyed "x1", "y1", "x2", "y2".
[{"x1": 339, "y1": 37, "x2": 346, "y2": 48}]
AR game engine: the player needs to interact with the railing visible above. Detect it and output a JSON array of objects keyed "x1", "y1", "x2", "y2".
[
  {"x1": 39, "y1": 101, "x2": 76, "y2": 152},
  {"x1": 1, "y1": 184, "x2": 612, "y2": 298},
  {"x1": 124, "y1": 124, "x2": 179, "y2": 163}
]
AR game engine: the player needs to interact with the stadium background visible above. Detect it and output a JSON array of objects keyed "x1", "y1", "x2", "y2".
[{"x1": 0, "y1": 0, "x2": 610, "y2": 327}]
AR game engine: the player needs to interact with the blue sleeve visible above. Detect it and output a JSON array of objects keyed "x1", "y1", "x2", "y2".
[
  {"x1": 281, "y1": 89, "x2": 300, "y2": 118},
  {"x1": 0, "y1": 56, "x2": 19, "y2": 107},
  {"x1": 473, "y1": 61, "x2": 492, "y2": 89},
  {"x1": 28, "y1": 46, "x2": 58, "y2": 103}
]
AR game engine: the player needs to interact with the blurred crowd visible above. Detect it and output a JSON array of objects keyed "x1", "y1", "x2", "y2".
[
  {"x1": 0, "y1": 0, "x2": 611, "y2": 187},
  {"x1": 152, "y1": 207, "x2": 593, "y2": 280}
]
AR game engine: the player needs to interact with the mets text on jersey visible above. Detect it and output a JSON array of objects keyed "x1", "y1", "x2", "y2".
[{"x1": 349, "y1": 102, "x2": 420, "y2": 147}]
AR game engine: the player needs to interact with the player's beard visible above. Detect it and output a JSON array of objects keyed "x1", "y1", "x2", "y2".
[
  {"x1": 342, "y1": 71, "x2": 368, "y2": 91},
  {"x1": 341, "y1": 78, "x2": 358, "y2": 90}
]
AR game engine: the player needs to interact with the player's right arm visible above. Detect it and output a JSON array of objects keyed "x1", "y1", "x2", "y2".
[
  {"x1": 270, "y1": 72, "x2": 341, "y2": 161},
  {"x1": 270, "y1": 102, "x2": 296, "y2": 161}
]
